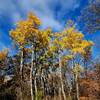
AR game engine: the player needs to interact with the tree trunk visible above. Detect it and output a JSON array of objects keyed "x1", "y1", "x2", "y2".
[
  {"x1": 34, "y1": 76, "x2": 38, "y2": 100},
  {"x1": 68, "y1": 83, "x2": 72, "y2": 100},
  {"x1": 59, "y1": 53, "x2": 67, "y2": 100},
  {"x1": 30, "y1": 45, "x2": 34, "y2": 100},
  {"x1": 75, "y1": 74, "x2": 79, "y2": 100},
  {"x1": 41, "y1": 70, "x2": 45, "y2": 99},
  {"x1": 20, "y1": 49, "x2": 23, "y2": 100},
  {"x1": 59, "y1": 87, "x2": 62, "y2": 100}
]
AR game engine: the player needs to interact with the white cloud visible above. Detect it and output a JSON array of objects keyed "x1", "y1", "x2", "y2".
[
  {"x1": 0, "y1": 0, "x2": 80, "y2": 31},
  {"x1": 11, "y1": 12, "x2": 22, "y2": 24},
  {"x1": 40, "y1": 16, "x2": 63, "y2": 30}
]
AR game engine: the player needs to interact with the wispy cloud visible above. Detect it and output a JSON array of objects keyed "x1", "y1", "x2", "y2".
[{"x1": 0, "y1": 0, "x2": 81, "y2": 31}]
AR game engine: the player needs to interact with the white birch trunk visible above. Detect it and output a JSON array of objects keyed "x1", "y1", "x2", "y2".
[
  {"x1": 34, "y1": 76, "x2": 38, "y2": 100},
  {"x1": 75, "y1": 74, "x2": 79, "y2": 100},
  {"x1": 59, "y1": 87, "x2": 62, "y2": 100},
  {"x1": 30, "y1": 45, "x2": 34, "y2": 100},
  {"x1": 59, "y1": 53, "x2": 67, "y2": 100},
  {"x1": 20, "y1": 49, "x2": 23, "y2": 100}
]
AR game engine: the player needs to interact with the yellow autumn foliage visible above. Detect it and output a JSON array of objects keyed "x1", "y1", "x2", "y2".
[
  {"x1": 10, "y1": 12, "x2": 41, "y2": 47},
  {"x1": 0, "y1": 49, "x2": 8, "y2": 61},
  {"x1": 73, "y1": 64, "x2": 84, "y2": 75}
]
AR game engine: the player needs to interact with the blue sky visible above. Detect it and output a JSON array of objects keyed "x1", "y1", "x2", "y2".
[{"x1": 0, "y1": 0, "x2": 99, "y2": 57}]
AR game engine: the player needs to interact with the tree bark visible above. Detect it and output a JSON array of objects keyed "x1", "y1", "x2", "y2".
[
  {"x1": 20, "y1": 49, "x2": 23, "y2": 100},
  {"x1": 75, "y1": 74, "x2": 79, "y2": 100},
  {"x1": 34, "y1": 76, "x2": 38, "y2": 100},
  {"x1": 30, "y1": 45, "x2": 34, "y2": 100},
  {"x1": 59, "y1": 53, "x2": 67, "y2": 100},
  {"x1": 59, "y1": 87, "x2": 62, "y2": 100}
]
